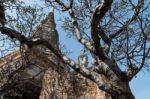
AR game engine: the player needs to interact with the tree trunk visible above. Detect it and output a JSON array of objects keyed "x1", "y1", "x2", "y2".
[
  {"x1": 117, "y1": 93, "x2": 135, "y2": 99},
  {"x1": 112, "y1": 82, "x2": 135, "y2": 99}
]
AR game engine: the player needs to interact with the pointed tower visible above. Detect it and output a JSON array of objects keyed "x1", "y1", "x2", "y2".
[
  {"x1": 32, "y1": 8, "x2": 59, "y2": 50},
  {"x1": 22, "y1": 8, "x2": 61, "y2": 80},
  {"x1": 30, "y1": 8, "x2": 60, "y2": 64}
]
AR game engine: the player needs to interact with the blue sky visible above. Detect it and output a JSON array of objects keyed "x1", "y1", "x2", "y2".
[{"x1": 130, "y1": 71, "x2": 150, "y2": 99}]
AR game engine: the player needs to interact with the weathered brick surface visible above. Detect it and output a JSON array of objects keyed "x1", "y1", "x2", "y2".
[
  {"x1": 40, "y1": 69, "x2": 111, "y2": 99},
  {"x1": 0, "y1": 50, "x2": 111, "y2": 99}
]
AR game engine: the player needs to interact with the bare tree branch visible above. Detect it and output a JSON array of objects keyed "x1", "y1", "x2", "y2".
[
  {"x1": 110, "y1": 0, "x2": 144, "y2": 39},
  {"x1": 127, "y1": 11, "x2": 147, "y2": 80},
  {"x1": 69, "y1": 9, "x2": 95, "y2": 52},
  {"x1": 91, "y1": 0, "x2": 112, "y2": 60},
  {"x1": 0, "y1": 1, "x2": 6, "y2": 26},
  {"x1": 98, "y1": 28, "x2": 111, "y2": 54},
  {"x1": 85, "y1": 0, "x2": 93, "y2": 13}
]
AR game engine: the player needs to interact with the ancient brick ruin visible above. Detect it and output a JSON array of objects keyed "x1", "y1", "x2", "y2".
[{"x1": 0, "y1": 9, "x2": 111, "y2": 99}]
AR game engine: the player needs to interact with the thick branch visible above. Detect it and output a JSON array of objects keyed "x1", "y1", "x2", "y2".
[
  {"x1": 54, "y1": 0, "x2": 95, "y2": 53},
  {"x1": 91, "y1": 0, "x2": 112, "y2": 60},
  {"x1": 69, "y1": 10, "x2": 95, "y2": 52},
  {"x1": 0, "y1": 27, "x2": 27, "y2": 43},
  {"x1": 90, "y1": 0, "x2": 124, "y2": 83},
  {"x1": 98, "y1": 28, "x2": 111, "y2": 54},
  {"x1": 0, "y1": 1, "x2": 6, "y2": 26}
]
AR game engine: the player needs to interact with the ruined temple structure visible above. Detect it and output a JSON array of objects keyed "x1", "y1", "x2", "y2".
[{"x1": 0, "y1": 9, "x2": 111, "y2": 99}]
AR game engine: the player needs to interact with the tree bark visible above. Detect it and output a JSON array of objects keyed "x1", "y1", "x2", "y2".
[{"x1": 112, "y1": 82, "x2": 135, "y2": 99}]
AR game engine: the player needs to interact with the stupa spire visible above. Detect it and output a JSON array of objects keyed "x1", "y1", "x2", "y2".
[{"x1": 31, "y1": 7, "x2": 59, "y2": 49}]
